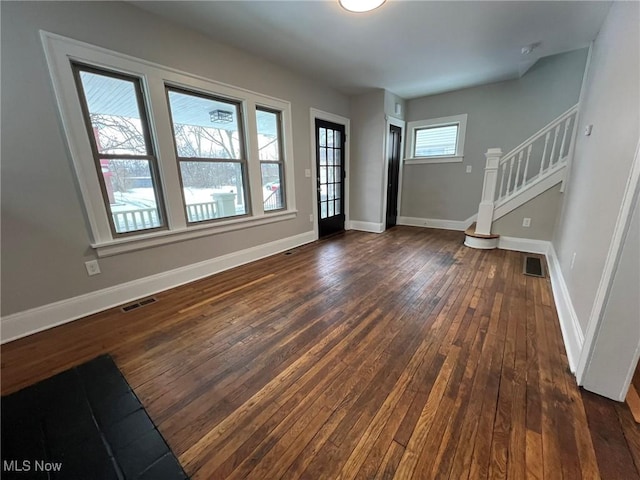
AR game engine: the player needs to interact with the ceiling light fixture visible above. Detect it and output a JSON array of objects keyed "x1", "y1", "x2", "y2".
[{"x1": 339, "y1": 0, "x2": 386, "y2": 13}]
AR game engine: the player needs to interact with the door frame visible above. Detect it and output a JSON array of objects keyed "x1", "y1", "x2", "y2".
[
  {"x1": 310, "y1": 108, "x2": 350, "y2": 240},
  {"x1": 381, "y1": 115, "x2": 406, "y2": 232}
]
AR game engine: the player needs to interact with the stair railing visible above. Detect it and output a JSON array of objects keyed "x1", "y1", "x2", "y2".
[
  {"x1": 496, "y1": 105, "x2": 578, "y2": 202},
  {"x1": 475, "y1": 104, "x2": 578, "y2": 235}
]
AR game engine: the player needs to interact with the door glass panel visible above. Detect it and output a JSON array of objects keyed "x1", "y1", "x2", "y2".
[
  {"x1": 321, "y1": 202, "x2": 327, "y2": 219},
  {"x1": 328, "y1": 201, "x2": 334, "y2": 217},
  {"x1": 319, "y1": 128, "x2": 326, "y2": 147}
]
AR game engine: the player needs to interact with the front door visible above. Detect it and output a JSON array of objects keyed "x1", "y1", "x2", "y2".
[
  {"x1": 316, "y1": 119, "x2": 346, "y2": 237},
  {"x1": 386, "y1": 124, "x2": 402, "y2": 228}
]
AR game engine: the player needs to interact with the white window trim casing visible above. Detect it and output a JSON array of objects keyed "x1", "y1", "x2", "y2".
[
  {"x1": 40, "y1": 31, "x2": 297, "y2": 257},
  {"x1": 404, "y1": 113, "x2": 468, "y2": 164}
]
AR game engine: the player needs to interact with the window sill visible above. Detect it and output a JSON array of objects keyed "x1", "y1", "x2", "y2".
[
  {"x1": 93, "y1": 209, "x2": 298, "y2": 257},
  {"x1": 404, "y1": 156, "x2": 463, "y2": 165}
]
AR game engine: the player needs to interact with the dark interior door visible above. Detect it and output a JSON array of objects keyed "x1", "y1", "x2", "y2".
[
  {"x1": 316, "y1": 119, "x2": 346, "y2": 237},
  {"x1": 386, "y1": 124, "x2": 402, "y2": 228}
]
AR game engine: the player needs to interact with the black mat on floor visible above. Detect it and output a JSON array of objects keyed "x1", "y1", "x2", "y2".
[{"x1": 1, "y1": 355, "x2": 188, "y2": 480}]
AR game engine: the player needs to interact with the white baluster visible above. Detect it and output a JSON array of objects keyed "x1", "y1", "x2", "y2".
[
  {"x1": 539, "y1": 131, "x2": 551, "y2": 175},
  {"x1": 549, "y1": 125, "x2": 560, "y2": 168},
  {"x1": 499, "y1": 164, "x2": 506, "y2": 200},
  {"x1": 515, "y1": 151, "x2": 523, "y2": 192},
  {"x1": 559, "y1": 117, "x2": 571, "y2": 162},
  {"x1": 507, "y1": 156, "x2": 515, "y2": 195},
  {"x1": 523, "y1": 145, "x2": 532, "y2": 186}
]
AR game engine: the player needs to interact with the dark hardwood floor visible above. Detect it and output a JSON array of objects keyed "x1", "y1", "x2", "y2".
[{"x1": 2, "y1": 227, "x2": 639, "y2": 479}]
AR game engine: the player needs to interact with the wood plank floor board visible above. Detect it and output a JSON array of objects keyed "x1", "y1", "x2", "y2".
[{"x1": 2, "y1": 227, "x2": 638, "y2": 479}]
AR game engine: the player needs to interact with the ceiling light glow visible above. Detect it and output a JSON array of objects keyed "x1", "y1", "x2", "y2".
[{"x1": 339, "y1": 0, "x2": 386, "y2": 13}]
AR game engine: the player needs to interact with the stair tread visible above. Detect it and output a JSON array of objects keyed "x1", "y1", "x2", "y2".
[{"x1": 465, "y1": 223, "x2": 500, "y2": 239}]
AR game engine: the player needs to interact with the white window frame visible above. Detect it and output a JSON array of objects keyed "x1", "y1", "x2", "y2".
[
  {"x1": 405, "y1": 113, "x2": 468, "y2": 164},
  {"x1": 41, "y1": 31, "x2": 297, "y2": 257}
]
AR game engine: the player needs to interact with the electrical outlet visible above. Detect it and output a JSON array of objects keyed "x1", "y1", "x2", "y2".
[
  {"x1": 305, "y1": 169, "x2": 311, "y2": 178},
  {"x1": 466, "y1": 165, "x2": 472, "y2": 173},
  {"x1": 85, "y1": 260, "x2": 101, "y2": 276},
  {"x1": 522, "y1": 217, "x2": 531, "y2": 227},
  {"x1": 571, "y1": 252, "x2": 577, "y2": 270}
]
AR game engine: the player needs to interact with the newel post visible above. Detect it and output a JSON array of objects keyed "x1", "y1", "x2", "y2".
[{"x1": 475, "y1": 148, "x2": 503, "y2": 235}]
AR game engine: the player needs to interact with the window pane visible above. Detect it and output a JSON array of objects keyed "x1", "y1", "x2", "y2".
[
  {"x1": 414, "y1": 124, "x2": 458, "y2": 157},
  {"x1": 179, "y1": 161, "x2": 246, "y2": 222},
  {"x1": 105, "y1": 159, "x2": 162, "y2": 233},
  {"x1": 78, "y1": 71, "x2": 148, "y2": 156},
  {"x1": 168, "y1": 90, "x2": 242, "y2": 160},
  {"x1": 261, "y1": 163, "x2": 284, "y2": 211},
  {"x1": 256, "y1": 109, "x2": 281, "y2": 161}
]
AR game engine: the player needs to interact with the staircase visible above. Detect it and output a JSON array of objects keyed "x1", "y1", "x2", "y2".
[{"x1": 465, "y1": 104, "x2": 579, "y2": 249}]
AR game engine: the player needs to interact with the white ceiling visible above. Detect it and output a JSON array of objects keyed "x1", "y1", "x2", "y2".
[{"x1": 132, "y1": 0, "x2": 611, "y2": 99}]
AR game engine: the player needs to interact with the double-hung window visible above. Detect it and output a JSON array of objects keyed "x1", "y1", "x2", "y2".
[
  {"x1": 73, "y1": 64, "x2": 166, "y2": 235},
  {"x1": 406, "y1": 114, "x2": 468, "y2": 164},
  {"x1": 42, "y1": 32, "x2": 296, "y2": 256},
  {"x1": 166, "y1": 87, "x2": 248, "y2": 223},
  {"x1": 256, "y1": 108, "x2": 285, "y2": 211}
]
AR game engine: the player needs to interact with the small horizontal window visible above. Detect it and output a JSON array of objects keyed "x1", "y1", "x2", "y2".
[
  {"x1": 406, "y1": 114, "x2": 468, "y2": 164},
  {"x1": 414, "y1": 124, "x2": 459, "y2": 157}
]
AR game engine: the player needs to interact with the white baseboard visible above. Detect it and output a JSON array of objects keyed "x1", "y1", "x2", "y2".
[
  {"x1": 397, "y1": 214, "x2": 477, "y2": 231},
  {"x1": 498, "y1": 236, "x2": 551, "y2": 255},
  {"x1": 1, "y1": 231, "x2": 316, "y2": 344},
  {"x1": 348, "y1": 221, "x2": 384, "y2": 233},
  {"x1": 546, "y1": 244, "x2": 584, "y2": 372}
]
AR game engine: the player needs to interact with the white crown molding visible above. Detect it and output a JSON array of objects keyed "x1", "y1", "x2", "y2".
[{"x1": 1, "y1": 231, "x2": 316, "y2": 344}]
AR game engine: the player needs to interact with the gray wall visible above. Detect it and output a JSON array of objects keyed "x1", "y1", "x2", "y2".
[
  {"x1": 492, "y1": 184, "x2": 562, "y2": 241},
  {"x1": 553, "y1": 1, "x2": 640, "y2": 334},
  {"x1": 384, "y1": 90, "x2": 406, "y2": 121},
  {"x1": 0, "y1": 1, "x2": 349, "y2": 316},
  {"x1": 402, "y1": 48, "x2": 588, "y2": 222},
  {"x1": 349, "y1": 90, "x2": 386, "y2": 226},
  {"x1": 582, "y1": 195, "x2": 640, "y2": 399}
]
